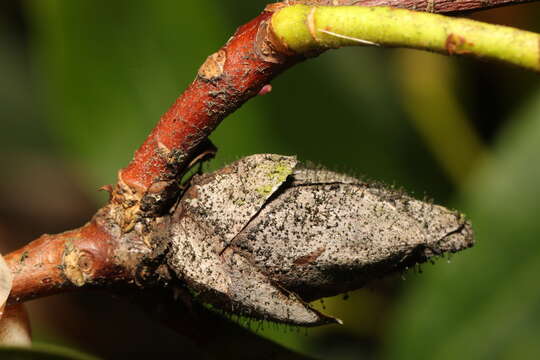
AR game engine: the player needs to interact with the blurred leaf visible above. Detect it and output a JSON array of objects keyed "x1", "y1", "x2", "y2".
[
  {"x1": 0, "y1": 254, "x2": 12, "y2": 311},
  {"x1": 0, "y1": 12, "x2": 51, "y2": 152},
  {"x1": 0, "y1": 305, "x2": 31, "y2": 347},
  {"x1": 0, "y1": 343, "x2": 99, "y2": 360},
  {"x1": 1, "y1": 254, "x2": 30, "y2": 348},
  {"x1": 393, "y1": 50, "x2": 487, "y2": 185},
  {"x1": 384, "y1": 86, "x2": 540, "y2": 360}
]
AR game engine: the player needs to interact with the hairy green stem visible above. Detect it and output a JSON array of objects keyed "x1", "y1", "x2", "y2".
[{"x1": 271, "y1": 5, "x2": 540, "y2": 72}]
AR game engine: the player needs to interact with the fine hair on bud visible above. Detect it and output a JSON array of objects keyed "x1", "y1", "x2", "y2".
[{"x1": 160, "y1": 154, "x2": 474, "y2": 326}]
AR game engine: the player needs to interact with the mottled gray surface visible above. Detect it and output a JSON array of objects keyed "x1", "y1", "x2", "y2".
[
  {"x1": 178, "y1": 154, "x2": 297, "y2": 251},
  {"x1": 168, "y1": 155, "x2": 335, "y2": 325},
  {"x1": 166, "y1": 154, "x2": 474, "y2": 326},
  {"x1": 232, "y1": 168, "x2": 472, "y2": 301}
]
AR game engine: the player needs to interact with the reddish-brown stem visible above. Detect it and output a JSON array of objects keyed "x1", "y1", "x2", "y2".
[
  {"x1": 5, "y1": 219, "x2": 131, "y2": 304},
  {"x1": 118, "y1": 11, "x2": 295, "y2": 195}
]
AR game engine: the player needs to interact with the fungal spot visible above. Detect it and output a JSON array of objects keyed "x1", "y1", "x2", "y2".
[
  {"x1": 256, "y1": 160, "x2": 293, "y2": 197},
  {"x1": 198, "y1": 49, "x2": 227, "y2": 81},
  {"x1": 255, "y1": 184, "x2": 274, "y2": 197},
  {"x1": 445, "y1": 33, "x2": 473, "y2": 55}
]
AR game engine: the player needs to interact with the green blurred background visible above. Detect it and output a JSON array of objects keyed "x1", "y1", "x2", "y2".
[{"x1": 1, "y1": 1, "x2": 540, "y2": 358}]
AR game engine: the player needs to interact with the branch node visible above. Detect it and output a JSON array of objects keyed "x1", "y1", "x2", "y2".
[{"x1": 62, "y1": 241, "x2": 93, "y2": 287}]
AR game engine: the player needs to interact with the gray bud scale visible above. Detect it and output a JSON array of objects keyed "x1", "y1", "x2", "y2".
[{"x1": 164, "y1": 154, "x2": 474, "y2": 326}]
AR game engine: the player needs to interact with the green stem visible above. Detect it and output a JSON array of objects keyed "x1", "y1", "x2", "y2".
[{"x1": 271, "y1": 5, "x2": 540, "y2": 72}]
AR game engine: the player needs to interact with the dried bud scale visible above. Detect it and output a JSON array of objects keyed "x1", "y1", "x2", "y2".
[
  {"x1": 232, "y1": 167, "x2": 473, "y2": 301},
  {"x1": 162, "y1": 154, "x2": 474, "y2": 326}
]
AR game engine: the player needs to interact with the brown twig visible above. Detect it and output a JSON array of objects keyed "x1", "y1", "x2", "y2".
[
  {"x1": 4, "y1": 208, "x2": 148, "y2": 304},
  {"x1": 114, "y1": 11, "x2": 294, "y2": 216}
]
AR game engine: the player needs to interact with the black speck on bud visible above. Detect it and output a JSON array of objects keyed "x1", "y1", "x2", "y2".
[{"x1": 163, "y1": 154, "x2": 474, "y2": 326}]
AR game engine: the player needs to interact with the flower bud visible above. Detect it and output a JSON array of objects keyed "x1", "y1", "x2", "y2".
[{"x1": 165, "y1": 154, "x2": 474, "y2": 326}]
